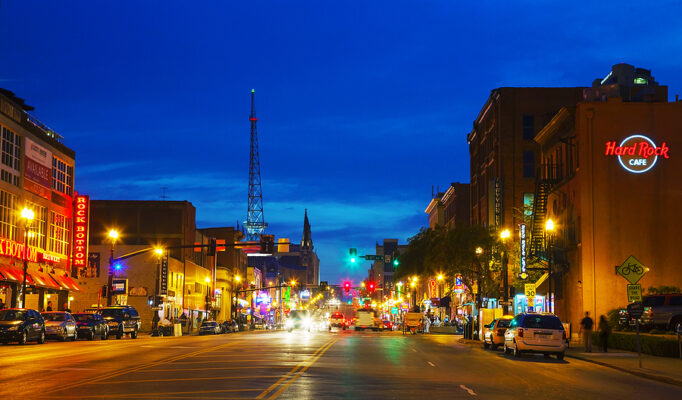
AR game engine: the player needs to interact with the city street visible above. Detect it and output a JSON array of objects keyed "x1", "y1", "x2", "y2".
[{"x1": 1, "y1": 331, "x2": 680, "y2": 399}]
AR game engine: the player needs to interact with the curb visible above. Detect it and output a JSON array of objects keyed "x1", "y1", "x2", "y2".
[{"x1": 566, "y1": 353, "x2": 682, "y2": 388}]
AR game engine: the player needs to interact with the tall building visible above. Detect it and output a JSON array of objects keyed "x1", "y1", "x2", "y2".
[
  {"x1": 0, "y1": 89, "x2": 78, "y2": 311},
  {"x1": 467, "y1": 87, "x2": 585, "y2": 231},
  {"x1": 532, "y1": 64, "x2": 680, "y2": 335},
  {"x1": 425, "y1": 183, "x2": 471, "y2": 229}
]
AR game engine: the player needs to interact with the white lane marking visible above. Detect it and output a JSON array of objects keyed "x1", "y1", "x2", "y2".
[
  {"x1": 140, "y1": 345, "x2": 156, "y2": 348},
  {"x1": 460, "y1": 385, "x2": 477, "y2": 396},
  {"x1": 427, "y1": 361, "x2": 435, "y2": 367}
]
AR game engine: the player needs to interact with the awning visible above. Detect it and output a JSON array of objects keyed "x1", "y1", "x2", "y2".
[
  {"x1": 0, "y1": 264, "x2": 34, "y2": 285},
  {"x1": 49, "y1": 273, "x2": 81, "y2": 292},
  {"x1": 29, "y1": 270, "x2": 61, "y2": 290}
]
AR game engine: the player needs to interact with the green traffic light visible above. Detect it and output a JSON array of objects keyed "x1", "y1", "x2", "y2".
[
  {"x1": 393, "y1": 259, "x2": 399, "y2": 266},
  {"x1": 350, "y1": 257, "x2": 356, "y2": 263}
]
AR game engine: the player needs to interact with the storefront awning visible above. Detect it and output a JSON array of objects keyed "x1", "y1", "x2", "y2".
[
  {"x1": 49, "y1": 273, "x2": 81, "y2": 292},
  {"x1": 0, "y1": 264, "x2": 34, "y2": 285},
  {"x1": 29, "y1": 270, "x2": 61, "y2": 290}
]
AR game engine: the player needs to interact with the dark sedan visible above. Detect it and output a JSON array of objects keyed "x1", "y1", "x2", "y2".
[
  {"x1": 72, "y1": 313, "x2": 109, "y2": 340},
  {"x1": 0, "y1": 309, "x2": 46, "y2": 345}
]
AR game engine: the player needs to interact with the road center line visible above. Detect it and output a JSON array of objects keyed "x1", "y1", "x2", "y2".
[
  {"x1": 255, "y1": 338, "x2": 336, "y2": 400},
  {"x1": 428, "y1": 361, "x2": 435, "y2": 367},
  {"x1": 460, "y1": 384, "x2": 477, "y2": 396},
  {"x1": 267, "y1": 338, "x2": 337, "y2": 400}
]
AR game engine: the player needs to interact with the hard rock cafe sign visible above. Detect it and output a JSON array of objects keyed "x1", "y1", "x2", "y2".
[{"x1": 605, "y1": 134, "x2": 669, "y2": 174}]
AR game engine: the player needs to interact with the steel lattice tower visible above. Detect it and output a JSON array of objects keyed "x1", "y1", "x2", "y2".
[{"x1": 245, "y1": 89, "x2": 267, "y2": 241}]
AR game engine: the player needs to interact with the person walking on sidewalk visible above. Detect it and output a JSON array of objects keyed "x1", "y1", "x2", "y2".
[
  {"x1": 580, "y1": 311, "x2": 594, "y2": 352},
  {"x1": 599, "y1": 315, "x2": 611, "y2": 352}
]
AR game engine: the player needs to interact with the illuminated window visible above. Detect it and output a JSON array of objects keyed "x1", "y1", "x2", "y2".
[
  {"x1": 1, "y1": 125, "x2": 21, "y2": 187},
  {"x1": 49, "y1": 211, "x2": 70, "y2": 256},
  {"x1": 24, "y1": 201, "x2": 47, "y2": 250},
  {"x1": 0, "y1": 190, "x2": 17, "y2": 240},
  {"x1": 52, "y1": 157, "x2": 73, "y2": 196},
  {"x1": 634, "y1": 77, "x2": 648, "y2": 85}
]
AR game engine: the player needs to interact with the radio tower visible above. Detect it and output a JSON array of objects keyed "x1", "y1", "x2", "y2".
[{"x1": 245, "y1": 89, "x2": 267, "y2": 241}]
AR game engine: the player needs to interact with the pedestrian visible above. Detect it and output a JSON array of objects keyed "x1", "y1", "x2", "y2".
[
  {"x1": 598, "y1": 315, "x2": 611, "y2": 352},
  {"x1": 424, "y1": 314, "x2": 431, "y2": 333},
  {"x1": 580, "y1": 311, "x2": 594, "y2": 352},
  {"x1": 46, "y1": 301, "x2": 53, "y2": 311}
]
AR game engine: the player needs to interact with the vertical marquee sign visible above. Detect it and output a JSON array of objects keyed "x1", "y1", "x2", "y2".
[
  {"x1": 160, "y1": 254, "x2": 168, "y2": 295},
  {"x1": 73, "y1": 195, "x2": 90, "y2": 272},
  {"x1": 519, "y1": 224, "x2": 527, "y2": 277}
]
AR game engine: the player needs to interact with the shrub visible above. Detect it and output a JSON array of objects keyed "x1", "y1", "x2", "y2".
[
  {"x1": 606, "y1": 307, "x2": 622, "y2": 331},
  {"x1": 591, "y1": 331, "x2": 680, "y2": 357}
]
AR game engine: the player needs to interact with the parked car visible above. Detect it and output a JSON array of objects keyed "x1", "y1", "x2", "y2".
[
  {"x1": 504, "y1": 313, "x2": 566, "y2": 359},
  {"x1": 41, "y1": 311, "x2": 78, "y2": 341},
  {"x1": 382, "y1": 320, "x2": 393, "y2": 331},
  {"x1": 639, "y1": 294, "x2": 682, "y2": 330},
  {"x1": 72, "y1": 312, "x2": 109, "y2": 340},
  {"x1": 199, "y1": 321, "x2": 221, "y2": 335},
  {"x1": 0, "y1": 309, "x2": 46, "y2": 345},
  {"x1": 483, "y1": 315, "x2": 513, "y2": 350},
  {"x1": 86, "y1": 306, "x2": 140, "y2": 339}
]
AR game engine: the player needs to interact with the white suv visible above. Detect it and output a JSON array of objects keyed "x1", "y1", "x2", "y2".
[{"x1": 504, "y1": 313, "x2": 567, "y2": 360}]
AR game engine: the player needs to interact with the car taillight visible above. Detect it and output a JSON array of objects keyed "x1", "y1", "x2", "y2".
[
  {"x1": 518, "y1": 328, "x2": 524, "y2": 337},
  {"x1": 497, "y1": 329, "x2": 505, "y2": 336}
]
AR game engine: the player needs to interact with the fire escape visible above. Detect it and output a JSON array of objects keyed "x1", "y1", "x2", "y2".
[{"x1": 529, "y1": 164, "x2": 561, "y2": 260}]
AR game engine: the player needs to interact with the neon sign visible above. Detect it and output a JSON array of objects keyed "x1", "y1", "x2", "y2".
[
  {"x1": 605, "y1": 135, "x2": 669, "y2": 174},
  {"x1": 73, "y1": 195, "x2": 90, "y2": 267},
  {"x1": 520, "y1": 224, "x2": 527, "y2": 275}
]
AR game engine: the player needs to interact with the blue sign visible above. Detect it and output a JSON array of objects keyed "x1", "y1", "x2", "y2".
[{"x1": 301, "y1": 290, "x2": 310, "y2": 299}]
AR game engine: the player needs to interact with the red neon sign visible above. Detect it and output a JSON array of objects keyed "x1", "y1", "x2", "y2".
[
  {"x1": 0, "y1": 238, "x2": 38, "y2": 262},
  {"x1": 73, "y1": 195, "x2": 90, "y2": 267},
  {"x1": 605, "y1": 135, "x2": 670, "y2": 173}
]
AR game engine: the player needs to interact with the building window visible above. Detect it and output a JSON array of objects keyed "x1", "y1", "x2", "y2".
[
  {"x1": 49, "y1": 211, "x2": 70, "y2": 256},
  {"x1": 0, "y1": 190, "x2": 17, "y2": 240},
  {"x1": 523, "y1": 151, "x2": 535, "y2": 178},
  {"x1": 522, "y1": 115, "x2": 534, "y2": 140},
  {"x1": 24, "y1": 201, "x2": 47, "y2": 250},
  {"x1": 523, "y1": 193, "x2": 534, "y2": 221},
  {"x1": 52, "y1": 157, "x2": 73, "y2": 196},
  {"x1": 1, "y1": 125, "x2": 21, "y2": 187}
]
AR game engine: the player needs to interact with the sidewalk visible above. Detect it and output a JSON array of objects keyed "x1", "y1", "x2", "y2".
[{"x1": 566, "y1": 345, "x2": 682, "y2": 388}]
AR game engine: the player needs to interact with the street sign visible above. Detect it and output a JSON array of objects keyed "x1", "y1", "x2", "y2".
[
  {"x1": 390, "y1": 306, "x2": 398, "y2": 314},
  {"x1": 616, "y1": 255, "x2": 648, "y2": 284},
  {"x1": 525, "y1": 283, "x2": 536, "y2": 298},
  {"x1": 627, "y1": 302, "x2": 644, "y2": 319},
  {"x1": 627, "y1": 284, "x2": 642, "y2": 302},
  {"x1": 364, "y1": 255, "x2": 383, "y2": 261},
  {"x1": 384, "y1": 255, "x2": 391, "y2": 263}
]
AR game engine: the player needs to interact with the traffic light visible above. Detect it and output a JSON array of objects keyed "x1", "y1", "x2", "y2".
[
  {"x1": 260, "y1": 234, "x2": 275, "y2": 254},
  {"x1": 343, "y1": 281, "x2": 351, "y2": 294},
  {"x1": 349, "y1": 248, "x2": 357, "y2": 263},
  {"x1": 368, "y1": 281, "x2": 376, "y2": 292},
  {"x1": 148, "y1": 296, "x2": 154, "y2": 306},
  {"x1": 393, "y1": 257, "x2": 399, "y2": 266}
]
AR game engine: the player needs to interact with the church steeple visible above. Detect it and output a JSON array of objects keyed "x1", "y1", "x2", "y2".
[{"x1": 302, "y1": 209, "x2": 313, "y2": 250}]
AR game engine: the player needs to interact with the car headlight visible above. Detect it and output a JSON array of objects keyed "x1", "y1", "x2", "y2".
[
  {"x1": 8, "y1": 326, "x2": 19, "y2": 331},
  {"x1": 302, "y1": 318, "x2": 312, "y2": 328},
  {"x1": 285, "y1": 320, "x2": 294, "y2": 328}
]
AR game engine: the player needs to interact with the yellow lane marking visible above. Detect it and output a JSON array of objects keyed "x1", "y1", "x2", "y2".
[
  {"x1": 141, "y1": 365, "x2": 292, "y2": 372},
  {"x1": 46, "y1": 388, "x2": 261, "y2": 399},
  {"x1": 256, "y1": 338, "x2": 336, "y2": 400},
  {"x1": 169, "y1": 359, "x2": 298, "y2": 364},
  {"x1": 43, "y1": 340, "x2": 244, "y2": 393},
  {"x1": 267, "y1": 338, "x2": 336, "y2": 399},
  {"x1": 103, "y1": 374, "x2": 281, "y2": 384}
]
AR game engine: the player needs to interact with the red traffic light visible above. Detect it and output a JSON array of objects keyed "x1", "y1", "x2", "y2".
[
  {"x1": 343, "y1": 281, "x2": 351, "y2": 292},
  {"x1": 368, "y1": 281, "x2": 376, "y2": 291}
]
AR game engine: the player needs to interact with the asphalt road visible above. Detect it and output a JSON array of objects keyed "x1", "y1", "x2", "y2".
[{"x1": 0, "y1": 329, "x2": 680, "y2": 399}]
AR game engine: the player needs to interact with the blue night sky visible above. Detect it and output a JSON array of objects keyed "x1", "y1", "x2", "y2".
[{"x1": 1, "y1": 1, "x2": 681, "y2": 285}]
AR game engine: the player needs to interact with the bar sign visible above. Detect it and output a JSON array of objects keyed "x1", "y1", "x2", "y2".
[{"x1": 160, "y1": 255, "x2": 168, "y2": 295}]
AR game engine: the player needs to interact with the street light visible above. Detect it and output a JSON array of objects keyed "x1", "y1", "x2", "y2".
[
  {"x1": 20, "y1": 208, "x2": 34, "y2": 308},
  {"x1": 475, "y1": 247, "x2": 483, "y2": 255},
  {"x1": 500, "y1": 229, "x2": 511, "y2": 314},
  {"x1": 545, "y1": 219, "x2": 555, "y2": 313},
  {"x1": 107, "y1": 229, "x2": 119, "y2": 306}
]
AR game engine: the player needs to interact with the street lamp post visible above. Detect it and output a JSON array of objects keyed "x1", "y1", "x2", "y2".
[
  {"x1": 20, "y1": 208, "x2": 35, "y2": 308},
  {"x1": 107, "y1": 229, "x2": 119, "y2": 306},
  {"x1": 545, "y1": 219, "x2": 555, "y2": 313},
  {"x1": 500, "y1": 229, "x2": 511, "y2": 315}
]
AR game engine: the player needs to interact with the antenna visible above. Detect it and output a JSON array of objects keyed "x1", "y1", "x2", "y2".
[{"x1": 161, "y1": 187, "x2": 168, "y2": 201}]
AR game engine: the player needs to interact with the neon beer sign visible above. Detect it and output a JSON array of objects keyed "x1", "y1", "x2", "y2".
[
  {"x1": 73, "y1": 195, "x2": 90, "y2": 267},
  {"x1": 605, "y1": 135, "x2": 669, "y2": 173}
]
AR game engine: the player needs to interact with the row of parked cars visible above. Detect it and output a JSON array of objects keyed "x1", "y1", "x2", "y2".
[
  {"x1": 198, "y1": 320, "x2": 239, "y2": 335},
  {"x1": 482, "y1": 312, "x2": 567, "y2": 360},
  {"x1": 0, "y1": 305, "x2": 141, "y2": 345}
]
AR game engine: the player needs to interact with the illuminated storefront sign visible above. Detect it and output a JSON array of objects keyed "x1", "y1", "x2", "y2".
[
  {"x1": 0, "y1": 238, "x2": 38, "y2": 262},
  {"x1": 519, "y1": 224, "x2": 527, "y2": 276},
  {"x1": 605, "y1": 135, "x2": 670, "y2": 173},
  {"x1": 73, "y1": 195, "x2": 90, "y2": 267}
]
